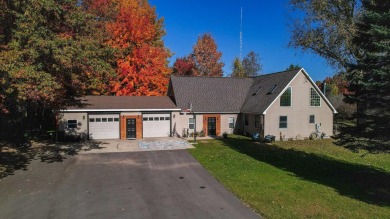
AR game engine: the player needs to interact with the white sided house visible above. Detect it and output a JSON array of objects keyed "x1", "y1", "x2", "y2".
[
  {"x1": 59, "y1": 68, "x2": 336, "y2": 140},
  {"x1": 168, "y1": 68, "x2": 337, "y2": 140}
]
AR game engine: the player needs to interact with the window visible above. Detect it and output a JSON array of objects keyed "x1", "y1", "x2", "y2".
[
  {"x1": 143, "y1": 117, "x2": 148, "y2": 121},
  {"x1": 89, "y1": 118, "x2": 95, "y2": 122},
  {"x1": 114, "y1": 118, "x2": 119, "y2": 122},
  {"x1": 96, "y1": 118, "x2": 101, "y2": 122},
  {"x1": 310, "y1": 115, "x2": 315, "y2": 124},
  {"x1": 154, "y1": 117, "x2": 159, "y2": 121},
  {"x1": 189, "y1": 118, "x2": 195, "y2": 129},
  {"x1": 279, "y1": 116, "x2": 287, "y2": 128},
  {"x1": 67, "y1": 120, "x2": 77, "y2": 128},
  {"x1": 280, "y1": 87, "x2": 291, "y2": 106},
  {"x1": 108, "y1": 118, "x2": 113, "y2": 122},
  {"x1": 165, "y1": 117, "x2": 170, "y2": 121},
  {"x1": 149, "y1": 117, "x2": 154, "y2": 121},
  {"x1": 160, "y1": 117, "x2": 164, "y2": 120},
  {"x1": 267, "y1": 84, "x2": 278, "y2": 94},
  {"x1": 244, "y1": 114, "x2": 249, "y2": 126},
  {"x1": 102, "y1": 118, "x2": 107, "y2": 122},
  {"x1": 310, "y1": 88, "x2": 321, "y2": 107},
  {"x1": 255, "y1": 115, "x2": 260, "y2": 128},
  {"x1": 252, "y1": 86, "x2": 262, "y2": 95},
  {"x1": 228, "y1": 117, "x2": 234, "y2": 129}
]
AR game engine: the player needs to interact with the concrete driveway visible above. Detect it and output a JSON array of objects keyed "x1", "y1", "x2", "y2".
[
  {"x1": 79, "y1": 138, "x2": 194, "y2": 154},
  {"x1": 0, "y1": 150, "x2": 260, "y2": 219}
]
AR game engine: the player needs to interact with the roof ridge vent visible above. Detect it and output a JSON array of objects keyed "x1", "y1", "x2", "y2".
[{"x1": 267, "y1": 84, "x2": 278, "y2": 94}]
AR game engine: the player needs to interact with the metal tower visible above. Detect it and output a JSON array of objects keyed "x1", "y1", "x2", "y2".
[{"x1": 240, "y1": 7, "x2": 243, "y2": 61}]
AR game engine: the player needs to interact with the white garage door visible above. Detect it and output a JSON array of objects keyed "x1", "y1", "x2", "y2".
[
  {"x1": 89, "y1": 114, "x2": 120, "y2": 139},
  {"x1": 143, "y1": 114, "x2": 170, "y2": 137}
]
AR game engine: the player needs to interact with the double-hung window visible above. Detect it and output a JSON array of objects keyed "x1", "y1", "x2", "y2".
[
  {"x1": 228, "y1": 117, "x2": 235, "y2": 128},
  {"x1": 189, "y1": 118, "x2": 195, "y2": 129},
  {"x1": 279, "y1": 116, "x2": 287, "y2": 128}
]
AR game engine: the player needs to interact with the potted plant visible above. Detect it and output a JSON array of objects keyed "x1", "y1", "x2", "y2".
[{"x1": 222, "y1": 132, "x2": 228, "y2": 139}]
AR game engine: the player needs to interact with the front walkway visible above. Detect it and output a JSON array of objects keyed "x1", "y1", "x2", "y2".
[{"x1": 80, "y1": 137, "x2": 193, "y2": 154}]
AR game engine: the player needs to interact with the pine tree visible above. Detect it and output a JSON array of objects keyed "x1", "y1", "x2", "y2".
[{"x1": 346, "y1": 0, "x2": 390, "y2": 137}]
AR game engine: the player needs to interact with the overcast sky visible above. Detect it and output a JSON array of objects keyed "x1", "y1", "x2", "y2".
[{"x1": 149, "y1": 0, "x2": 335, "y2": 81}]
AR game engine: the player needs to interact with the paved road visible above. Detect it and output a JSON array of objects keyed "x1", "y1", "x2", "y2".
[{"x1": 0, "y1": 150, "x2": 260, "y2": 219}]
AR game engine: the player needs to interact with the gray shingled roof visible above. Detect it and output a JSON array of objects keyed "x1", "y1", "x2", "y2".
[
  {"x1": 66, "y1": 96, "x2": 180, "y2": 111},
  {"x1": 169, "y1": 76, "x2": 253, "y2": 112},
  {"x1": 241, "y1": 69, "x2": 300, "y2": 113},
  {"x1": 169, "y1": 69, "x2": 301, "y2": 113}
]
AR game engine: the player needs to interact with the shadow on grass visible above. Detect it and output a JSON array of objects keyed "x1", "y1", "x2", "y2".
[
  {"x1": 334, "y1": 123, "x2": 390, "y2": 153},
  {"x1": 221, "y1": 138, "x2": 390, "y2": 207},
  {"x1": 0, "y1": 140, "x2": 107, "y2": 179}
]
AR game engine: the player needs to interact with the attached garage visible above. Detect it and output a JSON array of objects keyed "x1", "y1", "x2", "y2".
[
  {"x1": 89, "y1": 114, "x2": 120, "y2": 139},
  {"x1": 60, "y1": 96, "x2": 180, "y2": 140},
  {"x1": 142, "y1": 114, "x2": 171, "y2": 137}
]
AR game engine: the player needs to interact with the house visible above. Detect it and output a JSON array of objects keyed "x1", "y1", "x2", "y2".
[
  {"x1": 168, "y1": 68, "x2": 336, "y2": 140},
  {"x1": 59, "y1": 68, "x2": 336, "y2": 140}
]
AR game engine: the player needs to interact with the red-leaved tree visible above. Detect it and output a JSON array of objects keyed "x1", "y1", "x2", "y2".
[
  {"x1": 89, "y1": 0, "x2": 171, "y2": 96},
  {"x1": 172, "y1": 56, "x2": 197, "y2": 76}
]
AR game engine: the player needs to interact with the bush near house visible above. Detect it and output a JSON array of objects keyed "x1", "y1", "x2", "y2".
[{"x1": 189, "y1": 136, "x2": 390, "y2": 219}]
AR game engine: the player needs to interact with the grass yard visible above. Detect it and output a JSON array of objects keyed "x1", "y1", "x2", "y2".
[{"x1": 188, "y1": 135, "x2": 390, "y2": 219}]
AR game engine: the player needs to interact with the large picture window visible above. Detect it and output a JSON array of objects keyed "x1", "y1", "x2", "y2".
[
  {"x1": 310, "y1": 88, "x2": 321, "y2": 107},
  {"x1": 280, "y1": 87, "x2": 291, "y2": 106},
  {"x1": 279, "y1": 116, "x2": 287, "y2": 128},
  {"x1": 228, "y1": 117, "x2": 235, "y2": 129},
  {"x1": 189, "y1": 118, "x2": 195, "y2": 129}
]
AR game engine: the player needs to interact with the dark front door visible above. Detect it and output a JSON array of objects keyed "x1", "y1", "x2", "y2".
[
  {"x1": 208, "y1": 117, "x2": 216, "y2": 136},
  {"x1": 126, "y1": 118, "x2": 136, "y2": 139}
]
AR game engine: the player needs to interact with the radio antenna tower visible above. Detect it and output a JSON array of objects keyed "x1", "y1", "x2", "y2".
[{"x1": 240, "y1": 7, "x2": 243, "y2": 61}]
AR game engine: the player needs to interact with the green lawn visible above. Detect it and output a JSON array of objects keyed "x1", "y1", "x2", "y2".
[{"x1": 188, "y1": 136, "x2": 390, "y2": 219}]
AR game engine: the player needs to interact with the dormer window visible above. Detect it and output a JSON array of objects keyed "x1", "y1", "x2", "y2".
[{"x1": 280, "y1": 87, "x2": 291, "y2": 106}]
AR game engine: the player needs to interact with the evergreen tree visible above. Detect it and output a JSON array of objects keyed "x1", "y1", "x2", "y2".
[{"x1": 346, "y1": 0, "x2": 390, "y2": 137}]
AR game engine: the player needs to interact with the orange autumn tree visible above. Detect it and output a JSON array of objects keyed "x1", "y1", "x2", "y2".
[{"x1": 106, "y1": 0, "x2": 171, "y2": 96}]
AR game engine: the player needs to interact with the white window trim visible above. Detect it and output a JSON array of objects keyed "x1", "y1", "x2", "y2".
[
  {"x1": 310, "y1": 87, "x2": 321, "y2": 107},
  {"x1": 279, "y1": 116, "x2": 288, "y2": 129},
  {"x1": 67, "y1": 119, "x2": 78, "y2": 129},
  {"x1": 188, "y1": 117, "x2": 195, "y2": 130},
  {"x1": 228, "y1": 117, "x2": 235, "y2": 129},
  {"x1": 280, "y1": 87, "x2": 292, "y2": 107}
]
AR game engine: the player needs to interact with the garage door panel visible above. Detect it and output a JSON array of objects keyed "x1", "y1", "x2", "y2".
[
  {"x1": 89, "y1": 114, "x2": 119, "y2": 139},
  {"x1": 143, "y1": 114, "x2": 170, "y2": 138}
]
